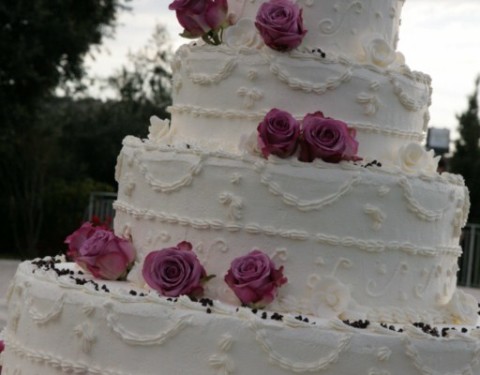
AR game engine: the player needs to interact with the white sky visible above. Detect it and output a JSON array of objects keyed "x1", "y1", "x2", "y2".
[{"x1": 86, "y1": 0, "x2": 480, "y2": 140}]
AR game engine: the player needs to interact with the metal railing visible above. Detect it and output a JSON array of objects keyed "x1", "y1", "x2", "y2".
[
  {"x1": 85, "y1": 192, "x2": 117, "y2": 228},
  {"x1": 458, "y1": 223, "x2": 480, "y2": 287}
]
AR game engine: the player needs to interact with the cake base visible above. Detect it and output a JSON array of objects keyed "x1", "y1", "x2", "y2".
[{"x1": 2, "y1": 259, "x2": 480, "y2": 375}]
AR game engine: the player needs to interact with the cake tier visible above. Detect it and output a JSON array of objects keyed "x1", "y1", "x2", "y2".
[
  {"x1": 113, "y1": 137, "x2": 471, "y2": 323},
  {"x1": 3, "y1": 260, "x2": 480, "y2": 375},
  {"x1": 169, "y1": 44, "x2": 431, "y2": 161},
  {"x1": 229, "y1": 0, "x2": 405, "y2": 62}
]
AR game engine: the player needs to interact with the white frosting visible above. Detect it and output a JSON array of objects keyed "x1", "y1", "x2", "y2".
[
  {"x1": 3, "y1": 261, "x2": 480, "y2": 375},
  {"x1": 228, "y1": 0, "x2": 405, "y2": 62},
  {"x1": 113, "y1": 139, "x2": 470, "y2": 323},
  {"x1": 169, "y1": 44, "x2": 431, "y2": 161}
]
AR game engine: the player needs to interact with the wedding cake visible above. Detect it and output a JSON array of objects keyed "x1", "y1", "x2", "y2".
[{"x1": 2, "y1": 0, "x2": 480, "y2": 374}]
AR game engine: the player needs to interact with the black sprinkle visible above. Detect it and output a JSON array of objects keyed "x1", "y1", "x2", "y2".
[
  {"x1": 271, "y1": 312, "x2": 284, "y2": 321},
  {"x1": 343, "y1": 320, "x2": 370, "y2": 329}
]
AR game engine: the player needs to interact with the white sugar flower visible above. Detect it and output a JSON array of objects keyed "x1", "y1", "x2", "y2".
[
  {"x1": 148, "y1": 116, "x2": 171, "y2": 143},
  {"x1": 362, "y1": 36, "x2": 396, "y2": 68},
  {"x1": 395, "y1": 143, "x2": 440, "y2": 176},
  {"x1": 224, "y1": 19, "x2": 263, "y2": 49},
  {"x1": 309, "y1": 276, "x2": 351, "y2": 319}
]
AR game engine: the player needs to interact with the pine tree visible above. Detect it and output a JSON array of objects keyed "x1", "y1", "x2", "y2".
[{"x1": 450, "y1": 77, "x2": 480, "y2": 223}]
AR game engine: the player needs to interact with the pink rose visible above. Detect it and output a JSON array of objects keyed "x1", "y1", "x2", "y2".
[
  {"x1": 299, "y1": 112, "x2": 360, "y2": 163},
  {"x1": 255, "y1": 0, "x2": 307, "y2": 52},
  {"x1": 65, "y1": 222, "x2": 99, "y2": 260},
  {"x1": 142, "y1": 241, "x2": 208, "y2": 297},
  {"x1": 258, "y1": 108, "x2": 300, "y2": 158},
  {"x1": 75, "y1": 229, "x2": 136, "y2": 280},
  {"x1": 169, "y1": 0, "x2": 228, "y2": 44},
  {"x1": 224, "y1": 250, "x2": 287, "y2": 306}
]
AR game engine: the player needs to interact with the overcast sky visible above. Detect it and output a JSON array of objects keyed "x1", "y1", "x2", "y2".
[{"x1": 86, "y1": 0, "x2": 480, "y2": 139}]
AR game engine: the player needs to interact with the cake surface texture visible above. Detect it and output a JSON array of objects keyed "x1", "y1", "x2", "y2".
[{"x1": 2, "y1": 0, "x2": 479, "y2": 374}]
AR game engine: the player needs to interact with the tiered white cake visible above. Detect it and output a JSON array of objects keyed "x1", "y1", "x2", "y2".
[{"x1": 2, "y1": 1, "x2": 479, "y2": 374}]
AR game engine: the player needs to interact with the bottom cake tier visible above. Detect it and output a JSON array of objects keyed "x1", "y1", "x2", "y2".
[{"x1": 2, "y1": 259, "x2": 480, "y2": 375}]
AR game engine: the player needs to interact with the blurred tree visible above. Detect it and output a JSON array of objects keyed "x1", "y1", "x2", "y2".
[
  {"x1": 0, "y1": 0, "x2": 129, "y2": 258},
  {"x1": 450, "y1": 77, "x2": 480, "y2": 223},
  {"x1": 12, "y1": 24, "x2": 173, "y2": 256},
  {"x1": 108, "y1": 24, "x2": 173, "y2": 107}
]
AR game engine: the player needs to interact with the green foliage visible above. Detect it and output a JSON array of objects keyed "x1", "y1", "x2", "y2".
[
  {"x1": 0, "y1": 0, "x2": 129, "y2": 130},
  {"x1": 0, "y1": 0, "x2": 128, "y2": 257},
  {"x1": 450, "y1": 77, "x2": 480, "y2": 223},
  {"x1": 108, "y1": 24, "x2": 173, "y2": 107},
  {"x1": 0, "y1": 19, "x2": 173, "y2": 258}
]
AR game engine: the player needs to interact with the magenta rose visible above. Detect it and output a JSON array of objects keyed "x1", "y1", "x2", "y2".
[
  {"x1": 74, "y1": 229, "x2": 136, "y2": 280},
  {"x1": 65, "y1": 221, "x2": 99, "y2": 260},
  {"x1": 169, "y1": 0, "x2": 228, "y2": 44},
  {"x1": 142, "y1": 241, "x2": 209, "y2": 297},
  {"x1": 257, "y1": 108, "x2": 300, "y2": 158},
  {"x1": 255, "y1": 0, "x2": 307, "y2": 52},
  {"x1": 299, "y1": 112, "x2": 360, "y2": 163},
  {"x1": 224, "y1": 250, "x2": 287, "y2": 306}
]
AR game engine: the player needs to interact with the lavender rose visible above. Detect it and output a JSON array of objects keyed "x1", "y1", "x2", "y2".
[
  {"x1": 257, "y1": 108, "x2": 300, "y2": 158},
  {"x1": 74, "y1": 229, "x2": 136, "y2": 280},
  {"x1": 169, "y1": 0, "x2": 228, "y2": 45},
  {"x1": 142, "y1": 241, "x2": 209, "y2": 297},
  {"x1": 224, "y1": 250, "x2": 287, "y2": 306},
  {"x1": 255, "y1": 0, "x2": 307, "y2": 52},
  {"x1": 299, "y1": 112, "x2": 360, "y2": 163}
]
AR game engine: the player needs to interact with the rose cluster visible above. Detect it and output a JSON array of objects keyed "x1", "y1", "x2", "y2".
[
  {"x1": 168, "y1": 0, "x2": 307, "y2": 52},
  {"x1": 142, "y1": 243, "x2": 287, "y2": 307},
  {"x1": 65, "y1": 221, "x2": 135, "y2": 280},
  {"x1": 169, "y1": 0, "x2": 229, "y2": 45},
  {"x1": 257, "y1": 108, "x2": 360, "y2": 163}
]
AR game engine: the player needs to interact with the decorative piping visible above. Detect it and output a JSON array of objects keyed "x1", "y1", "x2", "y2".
[
  {"x1": 121, "y1": 137, "x2": 468, "y2": 187},
  {"x1": 259, "y1": 172, "x2": 362, "y2": 212},
  {"x1": 132, "y1": 150, "x2": 205, "y2": 194},
  {"x1": 269, "y1": 60, "x2": 353, "y2": 95},
  {"x1": 104, "y1": 302, "x2": 191, "y2": 346},
  {"x1": 404, "y1": 335, "x2": 480, "y2": 375},
  {"x1": 186, "y1": 57, "x2": 237, "y2": 85},
  {"x1": 398, "y1": 177, "x2": 448, "y2": 222},
  {"x1": 26, "y1": 294, "x2": 65, "y2": 325},
  {"x1": 389, "y1": 73, "x2": 431, "y2": 112},
  {"x1": 168, "y1": 105, "x2": 424, "y2": 140},
  {"x1": 318, "y1": 1, "x2": 364, "y2": 35},
  {"x1": 314, "y1": 233, "x2": 461, "y2": 257},
  {"x1": 113, "y1": 201, "x2": 462, "y2": 258},
  {"x1": 4, "y1": 334, "x2": 127, "y2": 375},
  {"x1": 251, "y1": 320, "x2": 353, "y2": 372}
]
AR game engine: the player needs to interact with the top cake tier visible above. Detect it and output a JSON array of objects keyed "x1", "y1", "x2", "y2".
[{"x1": 229, "y1": 0, "x2": 405, "y2": 61}]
